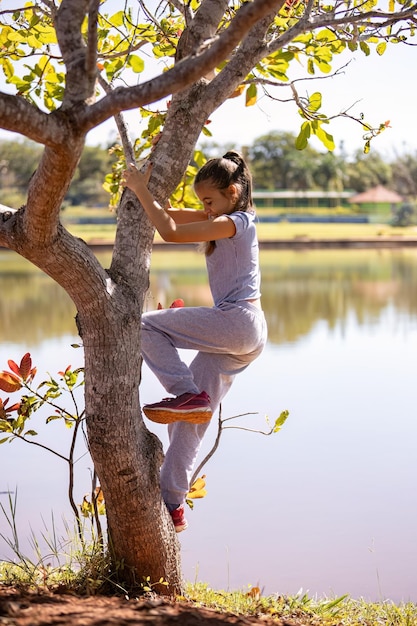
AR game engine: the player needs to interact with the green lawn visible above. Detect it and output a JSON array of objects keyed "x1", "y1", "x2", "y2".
[
  {"x1": 64, "y1": 221, "x2": 417, "y2": 245},
  {"x1": 255, "y1": 221, "x2": 417, "y2": 241},
  {"x1": 61, "y1": 206, "x2": 417, "y2": 244}
]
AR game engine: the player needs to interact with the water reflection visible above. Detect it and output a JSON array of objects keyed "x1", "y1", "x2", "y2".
[
  {"x1": 3, "y1": 248, "x2": 417, "y2": 345},
  {"x1": 1, "y1": 248, "x2": 417, "y2": 602},
  {"x1": 148, "y1": 248, "x2": 417, "y2": 344}
]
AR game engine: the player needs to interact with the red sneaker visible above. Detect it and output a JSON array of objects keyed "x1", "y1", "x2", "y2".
[
  {"x1": 143, "y1": 391, "x2": 212, "y2": 424},
  {"x1": 170, "y1": 504, "x2": 188, "y2": 533}
]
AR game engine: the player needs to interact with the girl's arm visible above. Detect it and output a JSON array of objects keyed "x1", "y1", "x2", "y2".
[
  {"x1": 166, "y1": 207, "x2": 208, "y2": 224},
  {"x1": 123, "y1": 164, "x2": 235, "y2": 243}
]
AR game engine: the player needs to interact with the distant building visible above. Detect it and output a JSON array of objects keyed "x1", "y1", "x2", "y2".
[
  {"x1": 253, "y1": 190, "x2": 352, "y2": 209},
  {"x1": 253, "y1": 186, "x2": 404, "y2": 213},
  {"x1": 348, "y1": 185, "x2": 403, "y2": 212}
]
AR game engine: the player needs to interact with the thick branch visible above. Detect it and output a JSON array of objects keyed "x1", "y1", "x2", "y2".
[
  {"x1": 0, "y1": 93, "x2": 58, "y2": 145},
  {"x1": 23, "y1": 141, "x2": 85, "y2": 244},
  {"x1": 86, "y1": 0, "x2": 100, "y2": 95},
  {"x1": 54, "y1": 0, "x2": 96, "y2": 108},
  {"x1": 175, "y1": 0, "x2": 228, "y2": 60}
]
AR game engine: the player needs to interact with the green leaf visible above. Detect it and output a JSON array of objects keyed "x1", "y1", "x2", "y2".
[
  {"x1": 193, "y1": 150, "x2": 207, "y2": 168},
  {"x1": 273, "y1": 410, "x2": 290, "y2": 433},
  {"x1": 308, "y1": 92, "x2": 322, "y2": 112},
  {"x1": 315, "y1": 125, "x2": 335, "y2": 151},
  {"x1": 128, "y1": 54, "x2": 145, "y2": 73},
  {"x1": 316, "y1": 28, "x2": 336, "y2": 43},
  {"x1": 46, "y1": 414, "x2": 62, "y2": 424},
  {"x1": 359, "y1": 41, "x2": 370, "y2": 56},
  {"x1": 24, "y1": 429, "x2": 38, "y2": 437},
  {"x1": 295, "y1": 122, "x2": 311, "y2": 150},
  {"x1": 0, "y1": 58, "x2": 14, "y2": 80},
  {"x1": 109, "y1": 10, "x2": 125, "y2": 27}
]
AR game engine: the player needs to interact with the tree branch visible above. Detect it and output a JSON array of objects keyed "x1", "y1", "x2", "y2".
[
  {"x1": 78, "y1": 0, "x2": 284, "y2": 132},
  {"x1": 55, "y1": 0, "x2": 96, "y2": 108},
  {"x1": 308, "y1": 4, "x2": 417, "y2": 31},
  {"x1": 86, "y1": 0, "x2": 100, "y2": 95},
  {"x1": 0, "y1": 93, "x2": 57, "y2": 145}
]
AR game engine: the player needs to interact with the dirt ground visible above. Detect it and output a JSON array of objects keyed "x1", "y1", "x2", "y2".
[{"x1": 0, "y1": 586, "x2": 309, "y2": 626}]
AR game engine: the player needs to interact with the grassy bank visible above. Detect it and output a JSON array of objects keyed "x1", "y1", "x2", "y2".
[
  {"x1": 1, "y1": 572, "x2": 416, "y2": 625},
  {"x1": 58, "y1": 204, "x2": 417, "y2": 244},
  {"x1": 61, "y1": 211, "x2": 417, "y2": 245},
  {"x1": 186, "y1": 582, "x2": 417, "y2": 625}
]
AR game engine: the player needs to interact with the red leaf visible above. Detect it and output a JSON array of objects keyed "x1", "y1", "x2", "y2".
[
  {"x1": 7, "y1": 360, "x2": 20, "y2": 376},
  {"x1": 157, "y1": 303, "x2": 163, "y2": 310},
  {"x1": 0, "y1": 397, "x2": 9, "y2": 409},
  {"x1": 169, "y1": 299, "x2": 185, "y2": 308},
  {"x1": 19, "y1": 353, "x2": 32, "y2": 380}
]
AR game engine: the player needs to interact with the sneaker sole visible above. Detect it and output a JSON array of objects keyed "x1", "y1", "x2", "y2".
[
  {"x1": 143, "y1": 407, "x2": 212, "y2": 425},
  {"x1": 174, "y1": 522, "x2": 188, "y2": 533}
]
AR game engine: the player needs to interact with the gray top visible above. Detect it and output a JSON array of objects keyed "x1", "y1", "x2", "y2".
[{"x1": 206, "y1": 211, "x2": 261, "y2": 307}]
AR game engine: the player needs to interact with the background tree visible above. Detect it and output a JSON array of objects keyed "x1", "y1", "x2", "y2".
[
  {"x1": 0, "y1": 140, "x2": 42, "y2": 206},
  {"x1": 0, "y1": 0, "x2": 416, "y2": 595},
  {"x1": 345, "y1": 149, "x2": 393, "y2": 191},
  {"x1": 67, "y1": 145, "x2": 117, "y2": 206},
  {"x1": 248, "y1": 131, "x2": 347, "y2": 191},
  {"x1": 249, "y1": 131, "x2": 319, "y2": 189},
  {"x1": 312, "y1": 151, "x2": 346, "y2": 192},
  {"x1": 391, "y1": 151, "x2": 417, "y2": 200}
]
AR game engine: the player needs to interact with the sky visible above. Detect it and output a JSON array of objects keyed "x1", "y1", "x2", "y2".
[{"x1": 0, "y1": 4, "x2": 415, "y2": 159}]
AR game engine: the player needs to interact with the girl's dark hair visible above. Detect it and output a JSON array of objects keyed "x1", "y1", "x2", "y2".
[
  {"x1": 195, "y1": 151, "x2": 254, "y2": 255},
  {"x1": 195, "y1": 151, "x2": 254, "y2": 213}
]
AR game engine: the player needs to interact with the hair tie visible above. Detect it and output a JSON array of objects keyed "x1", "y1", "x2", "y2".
[{"x1": 223, "y1": 151, "x2": 241, "y2": 166}]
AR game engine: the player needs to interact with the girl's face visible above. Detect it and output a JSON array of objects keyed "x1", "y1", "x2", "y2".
[{"x1": 194, "y1": 181, "x2": 238, "y2": 219}]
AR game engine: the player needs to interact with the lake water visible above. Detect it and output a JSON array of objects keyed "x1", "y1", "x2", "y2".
[{"x1": 1, "y1": 247, "x2": 417, "y2": 603}]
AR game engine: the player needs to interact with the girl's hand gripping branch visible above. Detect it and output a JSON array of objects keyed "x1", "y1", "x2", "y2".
[
  {"x1": 122, "y1": 162, "x2": 153, "y2": 201},
  {"x1": 122, "y1": 162, "x2": 177, "y2": 241}
]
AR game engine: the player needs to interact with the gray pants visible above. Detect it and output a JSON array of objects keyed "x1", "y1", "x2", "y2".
[{"x1": 141, "y1": 301, "x2": 267, "y2": 507}]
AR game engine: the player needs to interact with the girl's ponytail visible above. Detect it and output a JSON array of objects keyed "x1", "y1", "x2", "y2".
[{"x1": 222, "y1": 151, "x2": 253, "y2": 213}]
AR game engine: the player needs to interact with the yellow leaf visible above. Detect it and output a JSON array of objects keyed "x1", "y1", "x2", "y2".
[
  {"x1": 246, "y1": 586, "x2": 261, "y2": 599},
  {"x1": 245, "y1": 83, "x2": 257, "y2": 107},
  {"x1": 95, "y1": 486, "x2": 105, "y2": 504},
  {"x1": 0, "y1": 371, "x2": 22, "y2": 393},
  {"x1": 228, "y1": 85, "x2": 245, "y2": 99},
  {"x1": 187, "y1": 475, "x2": 207, "y2": 499},
  {"x1": 376, "y1": 41, "x2": 387, "y2": 56}
]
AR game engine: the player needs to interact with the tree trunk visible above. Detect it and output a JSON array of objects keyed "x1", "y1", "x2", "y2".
[{"x1": 80, "y1": 310, "x2": 182, "y2": 593}]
